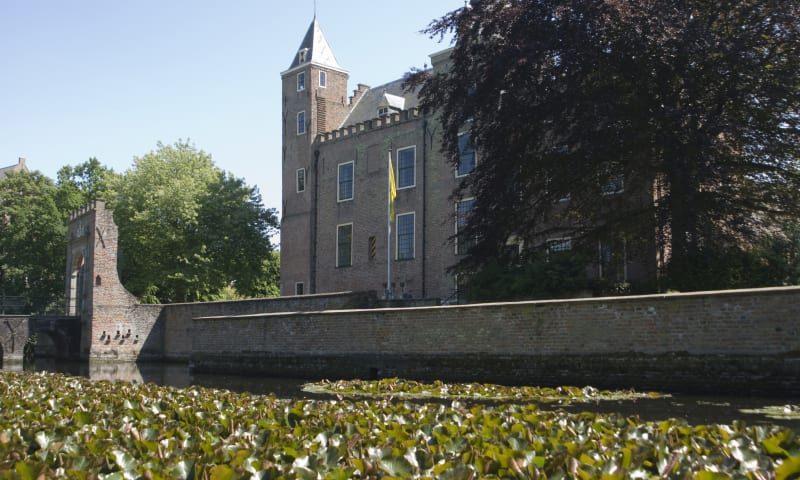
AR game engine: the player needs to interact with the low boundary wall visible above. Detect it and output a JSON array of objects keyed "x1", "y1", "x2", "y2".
[
  {"x1": 190, "y1": 286, "x2": 800, "y2": 395},
  {"x1": 89, "y1": 291, "x2": 421, "y2": 361}
]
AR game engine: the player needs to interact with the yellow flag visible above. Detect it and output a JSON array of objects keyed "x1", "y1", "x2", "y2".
[{"x1": 389, "y1": 157, "x2": 397, "y2": 222}]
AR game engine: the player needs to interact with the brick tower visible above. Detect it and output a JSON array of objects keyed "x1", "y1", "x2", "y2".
[
  {"x1": 65, "y1": 200, "x2": 137, "y2": 358},
  {"x1": 280, "y1": 18, "x2": 351, "y2": 296}
]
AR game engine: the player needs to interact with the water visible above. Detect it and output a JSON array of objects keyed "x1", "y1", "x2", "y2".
[{"x1": 4, "y1": 359, "x2": 799, "y2": 430}]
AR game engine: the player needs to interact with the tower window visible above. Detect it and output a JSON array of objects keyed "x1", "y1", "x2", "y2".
[
  {"x1": 296, "y1": 168, "x2": 306, "y2": 193},
  {"x1": 297, "y1": 72, "x2": 305, "y2": 91},
  {"x1": 319, "y1": 71, "x2": 327, "y2": 88},
  {"x1": 298, "y1": 48, "x2": 309, "y2": 63},
  {"x1": 297, "y1": 111, "x2": 306, "y2": 135},
  {"x1": 456, "y1": 198, "x2": 476, "y2": 255},
  {"x1": 397, "y1": 146, "x2": 416, "y2": 189},
  {"x1": 338, "y1": 161, "x2": 354, "y2": 201},
  {"x1": 337, "y1": 223, "x2": 353, "y2": 267},
  {"x1": 396, "y1": 212, "x2": 415, "y2": 260},
  {"x1": 457, "y1": 132, "x2": 477, "y2": 177}
]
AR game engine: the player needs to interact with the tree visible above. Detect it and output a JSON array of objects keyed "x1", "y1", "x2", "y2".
[
  {"x1": 110, "y1": 141, "x2": 279, "y2": 303},
  {"x1": 0, "y1": 171, "x2": 66, "y2": 310},
  {"x1": 55, "y1": 157, "x2": 117, "y2": 212},
  {"x1": 408, "y1": 0, "x2": 800, "y2": 292}
]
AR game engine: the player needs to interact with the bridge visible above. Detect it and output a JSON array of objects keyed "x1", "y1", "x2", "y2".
[{"x1": 0, "y1": 315, "x2": 81, "y2": 366}]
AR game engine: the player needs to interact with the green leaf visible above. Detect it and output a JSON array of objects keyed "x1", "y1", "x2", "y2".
[{"x1": 776, "y1": 456, "x2": 800, "y2": 480}]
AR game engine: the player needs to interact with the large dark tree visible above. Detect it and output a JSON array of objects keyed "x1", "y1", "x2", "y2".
[{"x1": 408, "y1": 0, "x2": 800, "y2": 291}]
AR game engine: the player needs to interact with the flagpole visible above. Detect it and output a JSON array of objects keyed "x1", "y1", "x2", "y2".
[{"x1": 387, "y1": 149, "x2": 392, "y2": 300}]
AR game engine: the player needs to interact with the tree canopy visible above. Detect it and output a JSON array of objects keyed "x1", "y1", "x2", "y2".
[
  {"x1": 0, "y1": 171, "x2": 66, "y2": 310},
  {"x1": 408, "y1": 0, "x2": 800, "y2": 292},
  {"x1": 110, "y1": 141, "x2": 279, "y2": 303}
]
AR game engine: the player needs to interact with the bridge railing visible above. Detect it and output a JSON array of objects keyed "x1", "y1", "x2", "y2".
[{"x1": 0, "y1": 295, "x2": 64, "y2": 315}]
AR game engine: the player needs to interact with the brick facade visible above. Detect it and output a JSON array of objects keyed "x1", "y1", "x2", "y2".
[
  {"x1": 191, "y1": 286, "x2": 800, "y2": 394},
  {"x1": 280, "y1": 22, "x2": 469, "y2": 301}
]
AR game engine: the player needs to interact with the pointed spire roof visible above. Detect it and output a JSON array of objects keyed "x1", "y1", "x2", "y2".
[{"x1": 282, "y1": 19, "x2": 345, "y2": 75}]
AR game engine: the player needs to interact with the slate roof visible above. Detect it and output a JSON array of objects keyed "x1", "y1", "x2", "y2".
[
  {"x1": 284, "y1": 19, "x2": 344, "y2": 74},
  {"x1": 340, "y1": 77, "x2": 422, "y2": 128}
]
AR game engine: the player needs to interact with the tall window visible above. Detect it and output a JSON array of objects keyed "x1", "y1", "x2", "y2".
[
  {"x1": 295, "y1": 282, "x2": 305, "y2": 295},
  {"x1": 297, "y1": 72, "x2": 305, "y2": 91},
  {"x1": 457, "y1": 132, "x2": 476, "y2": 176},
  {"x1": 297, "y1": 111, "x2": 306, "y2": 135},
  {"x1": 599, "y1": 162, "x2": 624, "y2": 195},
  {"x1": 547, "y1": 238, "x2": 572, "y2": 254},
  {"x1": 337, "y1": 224, "x2": 353, "y2": 267},
  {"x1": 319, "y1": 71, "x2": 327, "y2": 88},
  {"x1": 396, "y1": 212, "x2": 415, "y2": 260},
  {"x1": 397, "y1": 146, "x2": 415, "y2": 189},
  {"x1": 338, "y1": 161, "x2": 354, "y2": 201},
  {"x1": 296, "y1": 168, "x2": 306, "y2": 193},
  {"x1": 456, "y1": 198, "x2": 476, "y2": 255}
]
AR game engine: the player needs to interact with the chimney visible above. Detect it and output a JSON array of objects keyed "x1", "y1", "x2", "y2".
[
  {"x1": 349, "y1": 84, "x2": 370, "y2": 105},
  {"x1": 18, "y1": 157, "x2": 26, "y2": 168}
]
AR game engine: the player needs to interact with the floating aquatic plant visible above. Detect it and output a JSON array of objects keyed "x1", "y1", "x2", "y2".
[
  {"x1": 1, "y1": 371, "x2": 799, "y2": 479},
  {"x1": 303, "y1": 378, "x2": 667, "y2": 403}
]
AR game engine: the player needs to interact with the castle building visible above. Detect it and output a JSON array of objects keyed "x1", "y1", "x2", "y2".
[
  {"x1": 0, "y1": 158, "x2": 29, "y2": 179},
  {"x1": 280, "y1": 19, "x2": 656, "y2": 302},
  {"x1": 280, "y1": 19, "x2": 466, "y2": 301}
]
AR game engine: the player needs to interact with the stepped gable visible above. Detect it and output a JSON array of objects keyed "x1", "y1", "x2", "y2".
[
  {"x1": 340, "y1": 77, "x2": 422, "y2": 128},
  {"x1": 0, "y1": 158, "x2": 28, "y2": 179}
]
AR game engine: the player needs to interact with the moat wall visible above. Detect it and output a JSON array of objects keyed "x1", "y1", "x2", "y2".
[{"x1": 190, "y1": 286, "x2": 800, "y2": 395}]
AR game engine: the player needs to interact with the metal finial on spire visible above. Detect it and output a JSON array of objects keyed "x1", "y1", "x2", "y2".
[{"x1": 314, "y1": 0, "x2": 317, "y2": 18}]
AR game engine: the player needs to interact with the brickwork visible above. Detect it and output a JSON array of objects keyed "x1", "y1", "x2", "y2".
[
  {"x1": 0, "y1": 316, "x2": 29, "y2": 363},
  {"x1": 66, "y1": 201, "x2": 139, "y2": 359},
  {"x1": 191, "y1": 286, "x2": 800, "y2": 394}
]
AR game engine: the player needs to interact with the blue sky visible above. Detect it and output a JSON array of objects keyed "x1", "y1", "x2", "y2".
[{"x1": 0, "y1": 0, "x2": 457, "y2": 242}]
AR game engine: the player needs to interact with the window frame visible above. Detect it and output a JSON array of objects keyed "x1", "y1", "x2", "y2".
[
  {"x1": 396, "y1": 212, "x2": 415, "y2": 260},
  {"x1": 337, "y1": 161, "x2": 354, "y2": 202},
  {"x1": 295, "y1": 282, "x2": 305, "y2": 295},
  {"x1": 396, "y1": 146, "x2": 416, "y2": 190},
  {"x1": 456, "y1": 132, "x2": 477, "y2": 177},
  {"x1": 336, "y1": 223, "x2": 353, "y2": 268},
  {"x1": 296, "y1": 168, "x2": 306, "y2": 193},
  {"x1": 455, "y1": 197, "x2": 476, "y2": 255},
  {"x1": 297, "y1": 71, "x2": 305, "y2": 92},
  {"x1": 546, "y1": 237, "x2": 573, "y2": 255},
  {"x1": 599, "y1": 162, "x2": 625, "y2": 195},
  {"x1": 297, "y1": 111, "x2": 306, "y2": 135},
  {"x1": 319, "y1": 70, "x2": 327, "y2": 88}
]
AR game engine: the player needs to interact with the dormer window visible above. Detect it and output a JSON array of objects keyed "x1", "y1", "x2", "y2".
[
  {"x1": 298, "y1": 48, "x2": 309, "y2": 64},
  {"x1": 378, "y1": 106, "x2": 389, "y2": 117}
]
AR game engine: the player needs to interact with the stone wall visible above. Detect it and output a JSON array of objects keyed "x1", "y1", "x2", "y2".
[
  {"x1": 89, "y1": 291, "x2": 387, "y2": 361},
  {"x1": 0, "y1": 315, "x2": 29, "y2": 363},
  {"x1": 190, "y1": 286, "x2": 800, "y2": 395}
]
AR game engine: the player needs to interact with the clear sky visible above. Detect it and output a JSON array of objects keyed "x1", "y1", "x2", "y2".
[{"x1": 0, "y1": 0, "x2": 458, "y2": 244}]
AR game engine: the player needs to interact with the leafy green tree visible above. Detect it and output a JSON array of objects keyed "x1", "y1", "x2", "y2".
[
  {"x1": 110, "y1": 141, "x2": 279, "y2": 303},
  {"x1": 0, "y1": 171, "x2": 66, "y2": 310},
  {"x1": 55, "y1": 157, "x2": 117, "y2": 212},
  {"x1": 408, "y1": 0, "x2": 800, "y2": 292}
]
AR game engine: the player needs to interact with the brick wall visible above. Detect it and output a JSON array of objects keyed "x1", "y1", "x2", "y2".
[
  {"x1": 0, "y1": 315, "x2": 29, "y2": 363},
  {"x1": 89, "y1": 291, "x2": 384, "y2": 361},
  {"x1": 191, "y1": 286, "x2": 800, "y2": 395}
]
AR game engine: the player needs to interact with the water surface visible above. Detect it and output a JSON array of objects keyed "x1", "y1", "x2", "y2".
[{"x1": 5, "y1": 359, "x2": 798, "y2": 430}]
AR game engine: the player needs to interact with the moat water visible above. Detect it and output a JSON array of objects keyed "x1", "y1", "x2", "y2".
[{"x1": 3, "y1": 358, "x2": 799, "y2": 430}]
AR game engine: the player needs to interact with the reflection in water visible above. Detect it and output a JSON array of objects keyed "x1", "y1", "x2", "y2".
[{"x1": 3, "y1": 360, "x2": 799, "y2": 430}]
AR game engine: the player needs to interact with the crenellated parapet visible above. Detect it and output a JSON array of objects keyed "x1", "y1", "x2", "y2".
[{"x1": 316, "y1": 108, "x2": 424, "y2": 145}]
